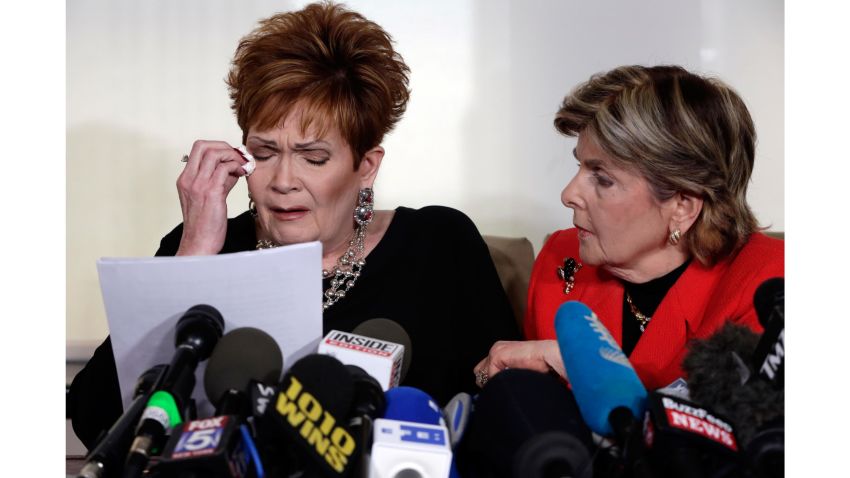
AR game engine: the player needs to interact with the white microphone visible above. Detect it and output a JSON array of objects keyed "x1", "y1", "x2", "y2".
[
  {"x1": 370, "y1": 418, "x2": 453, "y2": 478},
  {"x1": 369, "y1": 387, "x2": 453, "y2": 478},
  {"x1": 318, "y1": 329, "x2": 405, "y2": 390}
]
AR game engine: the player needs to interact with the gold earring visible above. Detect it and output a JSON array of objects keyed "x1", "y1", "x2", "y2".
[{"x1": 669, "y1": 229, "x2": 681, "y2": 245}]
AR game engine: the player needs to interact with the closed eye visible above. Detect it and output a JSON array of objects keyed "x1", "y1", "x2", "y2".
[
  {"x1": 296, "y1": 148, "x2": 330, "y2": 166},
  {"x1": 249, "y1": 146, "x2": 277, "y2": 161},
  {"x1": 305, "y1": 157, "x2": 329, "y2": 166}
]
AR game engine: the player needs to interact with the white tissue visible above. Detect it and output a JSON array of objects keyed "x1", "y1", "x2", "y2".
[{"x1": 237, "y1": 145, "x2": 256, "y2": 176}]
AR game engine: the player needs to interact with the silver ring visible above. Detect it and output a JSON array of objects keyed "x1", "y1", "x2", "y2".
[
  {"x1": 180, "y1": 154, "x2": 189, "y2": 163},
  {"x1": 475, "y1": 370, "x2": 489, "y2": 387}
]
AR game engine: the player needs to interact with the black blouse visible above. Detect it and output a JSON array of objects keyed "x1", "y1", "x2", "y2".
[{"x1": 68, "y1": 205, "x2": 520, "y2": 449}]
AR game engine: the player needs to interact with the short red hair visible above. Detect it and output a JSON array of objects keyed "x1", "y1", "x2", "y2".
[{"x1": 226, "y1": 1, "x2": 411, "y2": 167}]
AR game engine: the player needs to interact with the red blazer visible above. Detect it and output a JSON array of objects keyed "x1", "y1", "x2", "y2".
[{"x1": 524, "y1": 229, "x2": 784, "y2": 390}]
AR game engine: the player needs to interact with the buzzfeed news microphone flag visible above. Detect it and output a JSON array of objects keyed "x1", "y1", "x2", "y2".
[
  {"x1": 682, "y1": 322, "x2": 784, "y2": 478},
  {"x1": 643, "y1": 390, "x2": 742, "y2": 477},
  {"x1": 554, "y1": 301, "x2": 647, "y2": 437}
]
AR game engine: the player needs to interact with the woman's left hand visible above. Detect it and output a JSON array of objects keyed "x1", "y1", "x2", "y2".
[{"x1": 473, "y1": 339, "x2": 566, "y2": 387}]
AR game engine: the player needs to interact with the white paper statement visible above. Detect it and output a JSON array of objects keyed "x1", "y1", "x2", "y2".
[{"x1": 97, "y1": 242, "x2": 323, "y2": 417}]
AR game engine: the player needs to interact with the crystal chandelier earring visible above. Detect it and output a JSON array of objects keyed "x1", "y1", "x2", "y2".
[{"x1": 322, "y1": 188, "x2": 374, "y2": 310}]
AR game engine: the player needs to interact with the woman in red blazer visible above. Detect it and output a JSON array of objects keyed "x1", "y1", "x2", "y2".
[{"x1": 474, "y1": 65, "x2": 784, "y2": 391}]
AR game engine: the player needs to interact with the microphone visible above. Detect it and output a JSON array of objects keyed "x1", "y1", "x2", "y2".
[
  {"x1": 154, "y1": 416, "x2": 250, "y2": 478},
  {"x1": 352, "y1": 318, "x2": 413, "y2": 382},
  {"x1": 442, "y1": 392, "x2": 472, "y2": 449},
  {"x1": 643, "y1": 390, "x2": 742, "y2": 478},
  {"x1": 754, "y1": 278, "x2": 784, "y2": 328},
  {"x1": 382, "y1": 387, "x2": 445, "y2": 426},
  {"x1": 554, "y1": 301, "x2": 652, "y2": 477},
  {"x1": 456, "y1": 369, "x2": 593, "y2": 478},
  {"x1": 345, "y1": 364, "x2": 387, "y2": 477},
  {"x1": 152, "y1": 327, "x2": 284, "y2": 477},
  {"x1": 76, "y1": 364, "x2": 167, "y2": 478},
  {"x1": 752, "y1": 278, "x2": 784, "y2": 387},
  {"x1": 370, "y1": 386, "x2": 453, "y2": 478},
  {"x1": 204, "y1": 327, "x2": 284, "y2": 416},
  {"x1": 123, "y1": 304, "x2": 224, "y2": 478},
  {"x1": 261, "y1": 353, "x2": 358, "y2": 476},
  {"x1": 554, "y1": 301, "x2": 647, "y2": 437},
  {"x1": 318, "y1": 318, "x2": 412, "y2": 390},
  {"x1": 682, "y1": 321, "x2": 784, "y2": 478}
]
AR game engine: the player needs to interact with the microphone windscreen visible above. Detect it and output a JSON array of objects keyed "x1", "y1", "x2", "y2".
[
  {"x1": 753, "y1": 278, "x2": 784, "y2": 328},
  {"x1": 284, "y1": 353, "x2": 355, "y2": 420},
  {"x1": 682, "y1": 322, "x2": 784, "y2": 444},
  {"x1": 554, "y1": 301, "x2": 647, "y2": 436},
  {"x1": 383, "y1": 386, "x2": 444, "y2": 425},
  {"x1": 269, "y1": 354, "x2": 358, "y2": 476},
  {"x1": 458, "y1": 369, "x2": 593, "y2": 478},
  {"x1": 353, "y1": 318, "x2": 412, "y2": 381},
  {"x1": 175, "y1": 304, "x2": 225, "y2": 360},
  {"x1": 345, "y1": 364, "x2": 386, "y2": 419},
  {"x1": 203, "y1": 327, "x2": 283, "y2": 406}
]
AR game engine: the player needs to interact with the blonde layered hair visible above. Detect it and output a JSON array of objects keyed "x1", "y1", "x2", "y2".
[
  {"x1": 555, "y1": 65, "x2": 759, "y2": 266},
  {"x1": 226, "y1": 1, "x2": 411, "y2": 167}
]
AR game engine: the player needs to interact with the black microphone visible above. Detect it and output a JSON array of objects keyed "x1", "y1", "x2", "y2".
[
  {"x1": 76, "y1": 364, "x2": 167, "y2": 478},
  {"x1": 258, "y1": 353, "x2": 358, "y2": 476},
  {"x1": 122, "y1": 304, "x2": 224, "y2": 478},
  {"x1": 152, "y1": 327, "x2": 284, "y2": 477},
  {"x1": 643, "y1": 390, "x2": 743, "y2": 478},
  {"x1": 752, "y1": 278, "x2": 784, "y2": 387},
  {"x1": 457, "y1": 369, "x2": 594, "y2": 478},
  {"x1": 204, "y1": 327, "x2": 284, "y2": 416},
  {"x1": 345, "y1": 364, "x2": 386, "y2": 477},
  {"x1": 683, "y1": 321, "x2": 784, "y2": 478}
]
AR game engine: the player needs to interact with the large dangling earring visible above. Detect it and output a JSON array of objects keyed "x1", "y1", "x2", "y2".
[
  {"x1": 322, "y1": 187, "x2": 374, "y2": 310},
  {"x1": 669, "y1": 228, "x2": 681, "y2": 246},
  {"x1": 248, "y1": 195, "x2": 257, "y2": 218},
  {"x1": 354, "y1": 187, "x2": 374, "y2": 227}
]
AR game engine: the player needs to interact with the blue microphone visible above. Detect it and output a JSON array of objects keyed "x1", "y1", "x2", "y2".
[
  {"x1": 370, "y1": 386, "x2": 453, "y2": 477},
  {"x1": 554, "y1": 300, "x2": 647, "y2": 437},
  {"x1": 382, "y1": 387, "x2": 445, "y2": 426},
  {"x1": 554, "y1": 301, "x2": 657, "y2": 478}
]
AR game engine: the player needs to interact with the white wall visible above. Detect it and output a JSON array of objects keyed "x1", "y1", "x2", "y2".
[{"x1": 67, "y1": 0, "x2": 784, "y2": 348}]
